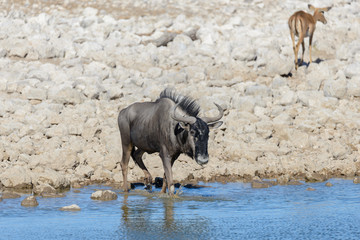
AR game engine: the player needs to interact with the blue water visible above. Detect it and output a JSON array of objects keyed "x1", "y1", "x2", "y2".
[{"x1": 1, "y1": 179, "x2": 360, "y2": 240}]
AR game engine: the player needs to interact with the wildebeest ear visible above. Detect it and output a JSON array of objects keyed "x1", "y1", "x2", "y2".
[
  {"x1": 179, "y1": 122, "x2": 191, "y2": 131},
  {"x1": 208, "y1": 121, "x2": 223, "y2": 129}
]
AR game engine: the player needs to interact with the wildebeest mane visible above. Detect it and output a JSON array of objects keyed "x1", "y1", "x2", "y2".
[{"x1": 158, "y1": 88, "x2": 200, "y2": 117}]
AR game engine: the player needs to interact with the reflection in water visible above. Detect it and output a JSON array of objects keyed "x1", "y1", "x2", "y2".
[
  {"x1": 119, "y1": 193, "x2": 211, "y2": 239},
  {"x1": 164, "y1": 199, "x2": 174, "y2": 228},
  {"x1": 121, "y1": 194, "x2": 129, "y2": 223}
]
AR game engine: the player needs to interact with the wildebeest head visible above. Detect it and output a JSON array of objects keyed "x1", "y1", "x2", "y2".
[{"x1": 171, "y1": 103, "x2": 223, "y2": 165}]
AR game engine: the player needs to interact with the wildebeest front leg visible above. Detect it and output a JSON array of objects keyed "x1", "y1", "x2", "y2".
[
  {"x1": 160, "y1": 154, "x2": 178, "y2": 194},
  {"x1": 160, "y1": 152, "x2": 175, "y2": 195},
  {"x1": 131, "y1": 148, "x2": 153, "y2": 189}
]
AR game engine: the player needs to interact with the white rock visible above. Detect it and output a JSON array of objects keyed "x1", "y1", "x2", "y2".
[
  {"x1": 91, "y1": 190, "x2": 117, "y2": 201},
  {"x1": 273, "y1": 86, "x2": 297, "y2": 106},
  {"x1": 60, "y1": 204, "x2": 81, "y2": 211},
  {"x1": 0, "y1": 165, "x2": 33, "y2": 188},
  {"x1": 21, "y1": 196, "x2": 39, "y2": 207},
  {"x1": 260, "y1": 50, "x2": 293, "y2": 76},
  {"x1": 36, "y1": 168, "x2": 71, "y2": 189},
  {"x1": 75, "y1": 165, "x2": 94, "y2": 178},
  {"x1": 245, "y1": 84, "x2": 270, "y2": 97},
  {"x1": 196, "y1": 27, "x2": 215, "y2": 45},
  {"x1": 232, "y1": 96, "x2": 256, "y2": 113},
  {"x1": 83, "y1": 7, "x2": 98, "y2": 17},
  {"x1": 232, "y1": 47, "x2": 256, "y2": 62},
  {"x1": 7, "y1": 39, "x2": 29, "y2": 58},
  {"x1": 0, "y1": 48, "x2": 7, "y2": 57},
  {"x1": 344, "y1": 62, "x2": 360, "y2": 78},
  {"x1": 347, "y1": 76, "x2": 360, "y2": 97},
  {"x1": 323, "y1": 78, "x2": 347, "y2": 99},
  {"x1": 48, "y1": 87, "x2": 84, "y2": 105},
  {"x1": 0, "y1": 76, "x2": 8, "y2": 91},
  {"x1": 22, "y1": 86, "x2": 47, "y2": 100}
]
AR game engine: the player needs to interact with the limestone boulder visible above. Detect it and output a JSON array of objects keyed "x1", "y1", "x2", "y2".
[
  {"x1": 0, "y1": 165, "x2": 33, "y2": 189},
  {"x1": 344, "y1": 62, "x2": 360, "y2": 78},
  {"x1": 60, "y1": 204, "x2": 81, "y2": 211},
  {"x1": 323, "y1": 78, "x2": 347, "y2": 99},
  {"x1": 35, "y1": 168, "x2": 71, "y2": 189},
  {"x1": 33, "y1": 183, "x2": 57, "y2": 195},
  {"x1": 48, "y1": 86, "x2": 84, "y2": 105},
  {"x1": 347, "y1": 76, "x2": 360, "y2": 97},
  {"x1": 1, "y1": 192, "x2": 21, "y2": 199},
  {"x1": 21, "y1": 196, "x2": 39, "y2": 207},
  {"x1": 91, "y1": 190, "x2": 118, "y2": 201}
]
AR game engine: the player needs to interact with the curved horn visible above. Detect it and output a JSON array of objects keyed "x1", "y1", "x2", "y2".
[
  {"x1": 202, "y1": 103, "x2": 224, "y2": 123},
  {"x1": 171, "y1": 104, "x2": 197, "y2": 124}
]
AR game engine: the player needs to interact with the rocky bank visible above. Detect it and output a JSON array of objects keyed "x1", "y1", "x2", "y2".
[{"x1": 0, "y1": 0, "x2": 359, "y2": 191}]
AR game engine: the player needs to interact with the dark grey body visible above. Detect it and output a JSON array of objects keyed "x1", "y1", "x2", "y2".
[{"x1": 118, "y1": 89, "x2": 223, "y2": 194}]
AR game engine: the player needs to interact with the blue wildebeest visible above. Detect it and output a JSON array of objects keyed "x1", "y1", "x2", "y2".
[{"x1": 118, "y1": 88, "x2": 223, "y2": 194}]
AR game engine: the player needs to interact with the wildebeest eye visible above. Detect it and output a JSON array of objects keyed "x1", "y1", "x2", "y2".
[
  {"x1": 190, "y1": 130, "x2": 196, "y2": 135},
  {"x1": 321, "y1": 11, "x2": 324, "y2": 14}
]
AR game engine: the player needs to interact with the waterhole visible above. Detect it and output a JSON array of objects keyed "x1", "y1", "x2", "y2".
[{"x1": 1, "y1": 179, "x2": 360, "y2": 239}]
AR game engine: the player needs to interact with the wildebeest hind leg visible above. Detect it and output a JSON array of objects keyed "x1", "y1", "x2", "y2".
[
  {"x1": 120, "y1": 143, "x2": 132, "y2": 192},
  {"x1": 161, "y1": 173, "x2": 167, "y2": 193},
  {"x1": 131, "y1": 148, "x2": 153, "y2": 189}
]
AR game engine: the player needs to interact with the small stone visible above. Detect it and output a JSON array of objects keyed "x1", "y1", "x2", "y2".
[
  {"x1": 353, "y1": 177, "x2": 360, "y2": 184},
  {"x1": 41, "y1": 193, "x2": 66, "y2": 198},
  {"x1": 251, "y1": 181, "x2": 272, "y2": 189},
  {"x1": 306, "y1": 187, "x2": 316, "y2": 191},
  {"x1": 305, "y1": 173, "x2": 327, "y2": 182},
  {"x1": 33, "y1": 183, "x2": 57, "y2": 195},
  {"x1": 91, "y1": 190, "x2": 118, "y2": 201},
  {"x1": 72, "y1": 182, "x2": 83, "y2": 188},
  {"x1": 21, "y1": 196, "x2": 39, "y2": 207},
  {"x1": 1, "y1": 192, "x2": 21, "y2": 199},
  {"x1": 277, "y1": 175, "x2": 289, "y2": 185},
  {"x1": 325, "y1": 182, "x2": 333, "y2": 187},
  {"x1": 288, "y1": 180, "x2": 303, "y2": 186},
  {"x1": 60, "y1": 204, "x2": 81, "y2": 211}
]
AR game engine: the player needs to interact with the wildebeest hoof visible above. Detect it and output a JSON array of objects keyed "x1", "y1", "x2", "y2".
[{"x1": 145, "y1": 184, "x2": 152, "y2": 191}]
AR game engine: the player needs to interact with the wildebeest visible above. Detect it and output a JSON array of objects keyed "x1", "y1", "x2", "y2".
[{"x1": 118, "y1": 88, "x2": 223, "y2": 194}]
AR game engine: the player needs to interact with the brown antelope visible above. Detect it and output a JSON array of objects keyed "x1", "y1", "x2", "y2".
[{"x1": 288, "y1": 4, "x2": 332, "y2": 70}]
